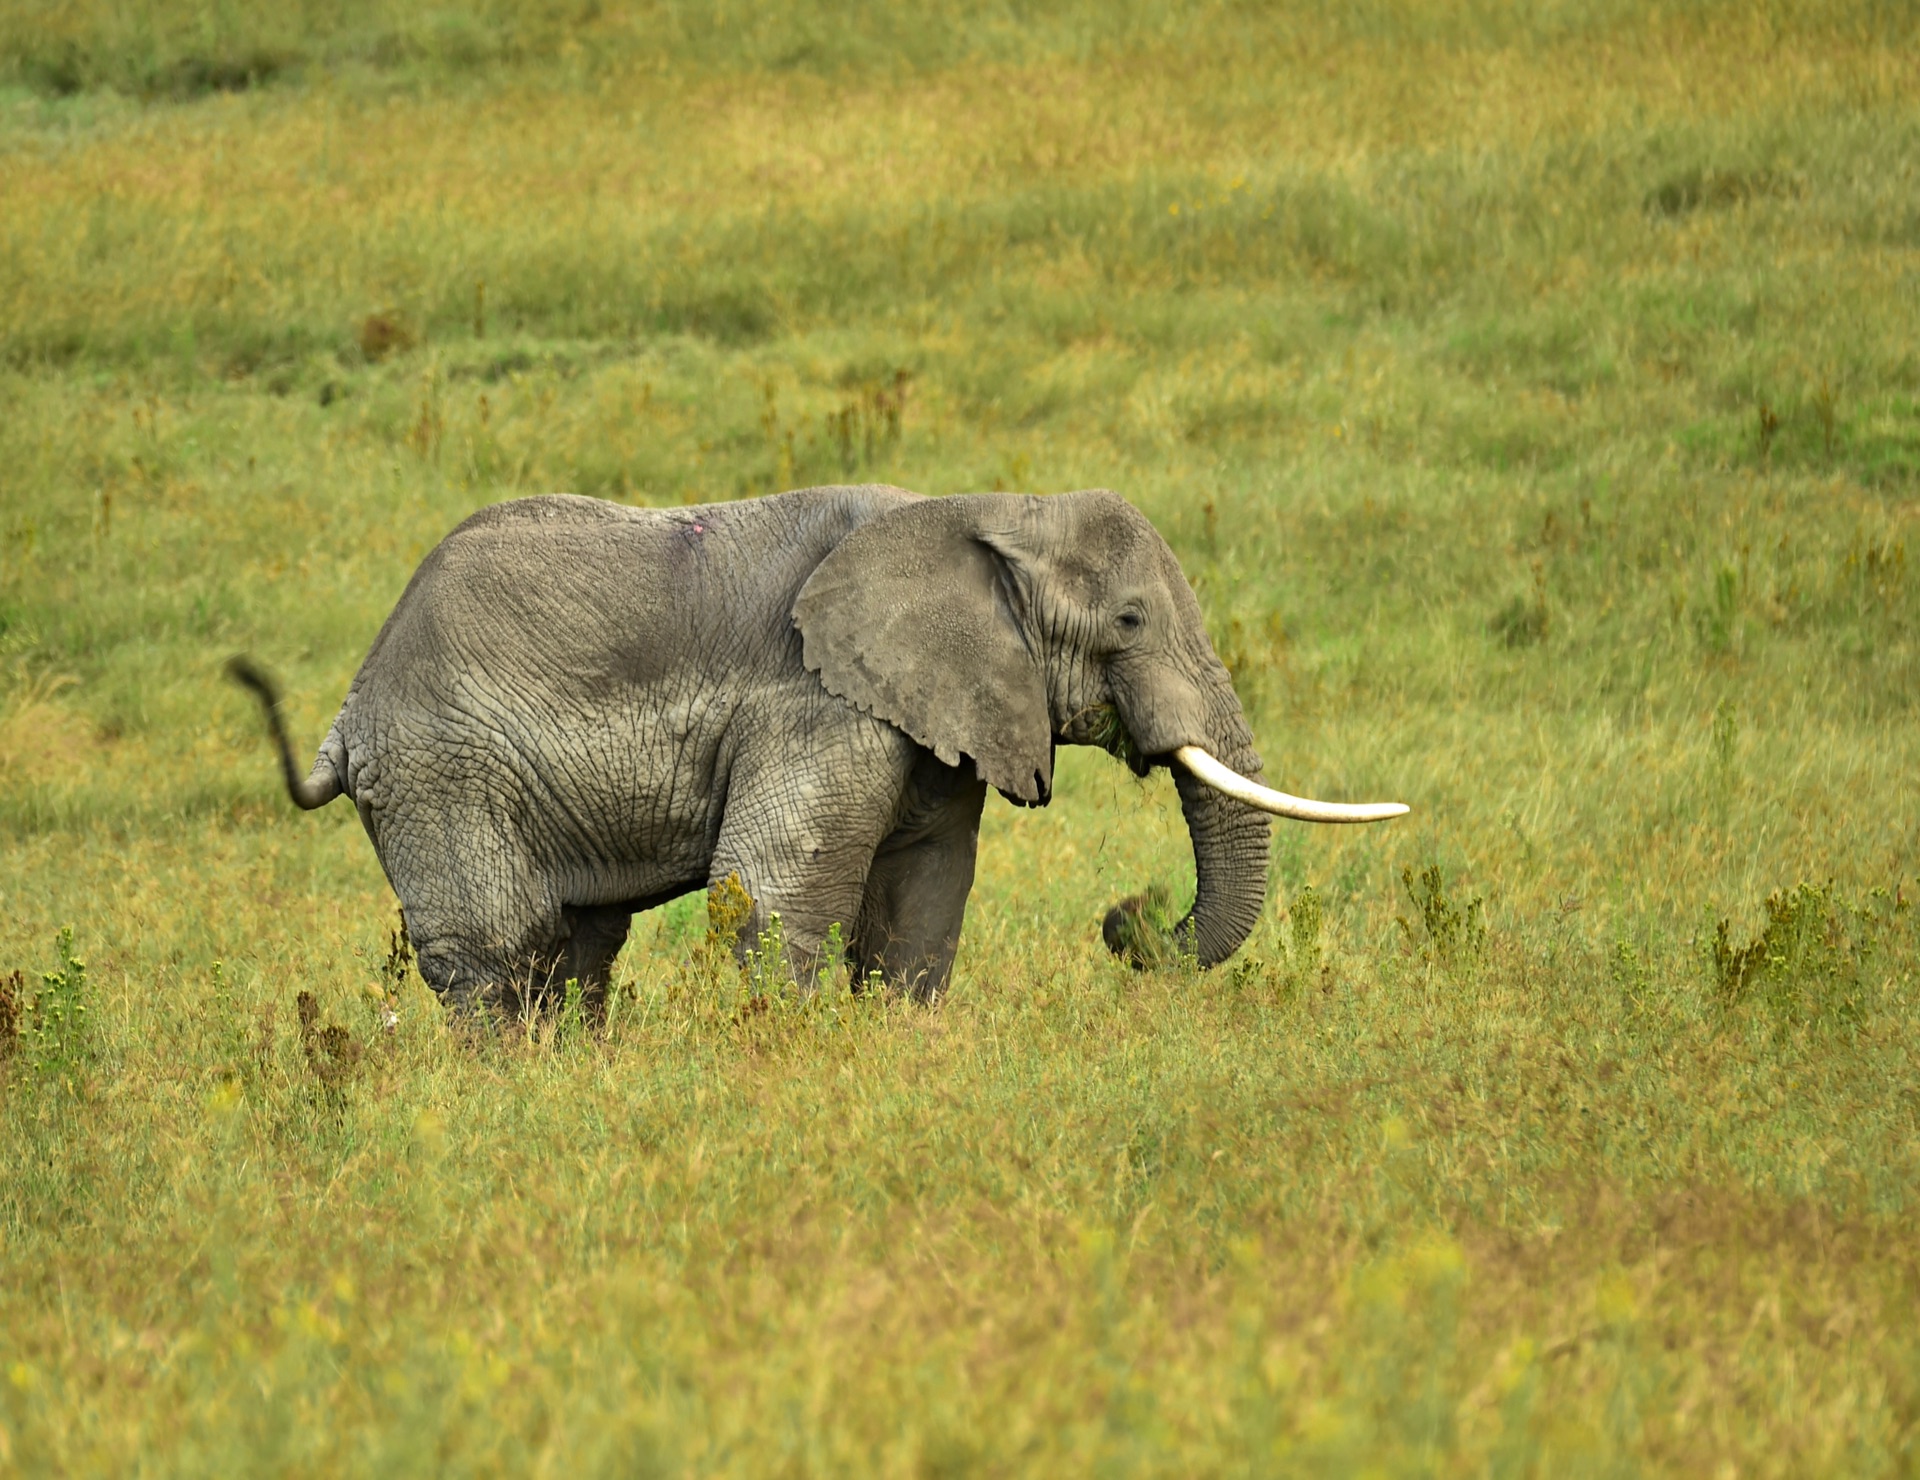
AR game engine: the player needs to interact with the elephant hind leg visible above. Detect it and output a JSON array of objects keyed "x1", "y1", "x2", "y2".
[
  {"x1": 407, "y1": 910, "x2": 564, "y2": 1020},
  {"x1": 403, "y1": 896, "x2": 628, "y2": 1025},
  {"x1": 397, "y1": 868, "x2": 573, "y2": 1021},
  {"x1": 556, "y1": 903, "x2": 632, "y2": 1024},
  {"x1": 376, "y1": 797, "x2": 638, "y2": 1022},
  {"x1": 374, "y1": 800, "x2": 562, "y2": 1016}
]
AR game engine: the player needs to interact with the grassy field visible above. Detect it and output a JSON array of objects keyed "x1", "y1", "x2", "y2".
[{"x1": 3, "y1": 0, "x2": 1919, "y2": 1471}]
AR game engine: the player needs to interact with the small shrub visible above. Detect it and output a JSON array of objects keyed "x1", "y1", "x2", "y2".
[
  {"x1": 1843, "y1": 534, "x2": 1906, "y2": 605},
  {"x1": 27, "y1": 928, "x2": 93, "y2": 1094},
  {"x1": 706, "y1": 871, "x2": 754, "y2": 948},
  {"x1": 665, "y1": 872, "x2": 759, "y2": 1013},
  {"x1": 1226, "y1": 951, "x2": 1266, "y2": 997},
  {"x1": 374, "y1": 912, "x2": 412, "y2": 1031},
  {"x1": 825, "y1": 370, "x2": 911, "y2": 477},
  {"x1": 701, "y1": 870, "x2": 809, "y2": 1014},
  {"x1": 1610, "y1": 940, "x2": 1658, "y2": 1023},
  {"x1": 359, "y1": 312, "x2": 416, "y2": 362},
  {"x1": 0, "y1": 968, "x2": 21, "y2": 1061},
  {"x1": 295, "y1": 991, "x2": 363, "y2": 1097},
  {"x1": 1228, "y1": 885, "x2": 1326, "y2": 1004},
  {"x1": 1646, "y1": 168, "x2": 1786, "y2": 218},
  {"x1": 552, "y1": 977, "x2": 589, "y2": 1044},
  {"x1": 1697, "y1": 563, "x2": 1740, "y2": 653},
  {"x1": 152, "y1": 50, "x2": 289, "y2": 100},
  {"x1": 1812, "y1": 380, "x2": 1838, "y2": 458},
  {"x1": 745, "y1": 913, "x2": 794, "y2": 1002},
  {"x1": 250, "y1": 1003, "x2": 279, "y2": 1086},
  {"x1": 209, "y1": 959, "x2": 248, "y2": 1089},
  {"x1": 1288, "y1": 884, "x2": 1324, "y2": 979},
  {"x1": 1711, "y1": 880, "x2": 1874, "y2": 1027},
  {"x1": 1211, "y1": 610, "x2": 1288, "y2": 715},
  {"x1": 817, "y1": 920, "x2": 851, "y2": 996},
  {"x1": 1399, "y1": 865, "x2": 1485, "y2": 967},
  {"x1": 1711, "y1": 698, "x2": 1739, "y2": 770},
  {"x1": 1491, "y1": 560, "x2": 1549, "y2": 648},
  {"x1": 21, "y1": 41, "x2": 87, "y2": 97}
]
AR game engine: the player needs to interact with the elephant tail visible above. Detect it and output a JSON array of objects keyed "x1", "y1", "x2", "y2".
[{"x1": 225, "y1": 656, "x2": 344, "y2": 811}]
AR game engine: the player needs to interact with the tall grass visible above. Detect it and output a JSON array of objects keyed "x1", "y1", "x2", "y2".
[{"x1": 2, "y1": 1, "x2": 1918, "y2": 1471}]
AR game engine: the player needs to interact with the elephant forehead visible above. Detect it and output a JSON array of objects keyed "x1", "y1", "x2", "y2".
[{"x1": 1054, "y1": 492, "x2": 1166, "y2": 564}]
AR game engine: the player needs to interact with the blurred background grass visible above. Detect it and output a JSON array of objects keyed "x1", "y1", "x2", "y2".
[{"x1": 2, "y1": 1, "x2": 1917, "y2": 1473}]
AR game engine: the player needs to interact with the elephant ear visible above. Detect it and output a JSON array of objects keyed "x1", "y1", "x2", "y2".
[{"x1": 793, "y1": 494, "x2": 1054, "y2": 804}]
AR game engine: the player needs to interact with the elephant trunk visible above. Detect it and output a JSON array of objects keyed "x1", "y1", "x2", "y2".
[
  {"x1": 1102, "y1": 721, "x2": 1272, "y2": 970},
  {"x1": 1170, "y1": 739, "x2": 1271, "y2": 966}
]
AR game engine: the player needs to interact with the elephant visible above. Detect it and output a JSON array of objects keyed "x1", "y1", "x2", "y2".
[{"x1": 231, "y1": 484, "x2": 1405, "y2": 1016}]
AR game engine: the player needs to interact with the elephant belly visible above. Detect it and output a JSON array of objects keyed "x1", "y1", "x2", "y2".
[
  {"x1": 523, "y1": 697, "x2": 733, "y2": 908},
  {"x1": 345, "y1": 688, "x2": 730, "y2": 919}
]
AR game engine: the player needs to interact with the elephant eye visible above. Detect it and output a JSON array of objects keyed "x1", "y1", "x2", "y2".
[{"x1": 1115, "y1": 610, "x2": 1145, "y2": 634}]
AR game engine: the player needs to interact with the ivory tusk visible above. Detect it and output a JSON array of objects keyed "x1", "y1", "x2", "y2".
[{"x1": 1173, "y1": 745, "x2": 1410, "y2": 824}]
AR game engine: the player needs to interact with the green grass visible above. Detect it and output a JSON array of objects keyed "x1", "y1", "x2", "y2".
[{"x1": 3, "y1": 1, "x2": 1919, "y2": 1472}]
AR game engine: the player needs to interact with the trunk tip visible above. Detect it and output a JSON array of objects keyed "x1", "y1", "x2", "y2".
[{"x1": 1102, "y1": 886, "x2": 1190, "y2": 971}]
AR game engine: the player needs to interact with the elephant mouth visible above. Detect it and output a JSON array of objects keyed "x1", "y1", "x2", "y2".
[{"x1": 1075, "y1": 704, "x2": 1152, "y2": 777}]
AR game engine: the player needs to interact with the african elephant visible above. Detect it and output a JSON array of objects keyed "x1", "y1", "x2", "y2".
[{"x1": 231, "y1": 485, "x2": 1405, "y2": 1015}]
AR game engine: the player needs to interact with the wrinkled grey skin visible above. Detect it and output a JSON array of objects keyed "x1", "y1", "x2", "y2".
[{"x1": 233, "y1": 485, "x2": 1270, "y2": 1015}]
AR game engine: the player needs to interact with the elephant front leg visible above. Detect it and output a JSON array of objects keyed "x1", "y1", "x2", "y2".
[
  {"x1": 853, "y1": 759, "x2": 988, "y2": 1002},
  {"x1": 708, "y1": 761, "x2": 902, "y2": 992}
]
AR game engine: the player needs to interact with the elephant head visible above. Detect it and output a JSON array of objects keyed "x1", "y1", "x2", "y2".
[{"x1": 791, "y1": 490, "x2": 1405, "y2": 968}]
